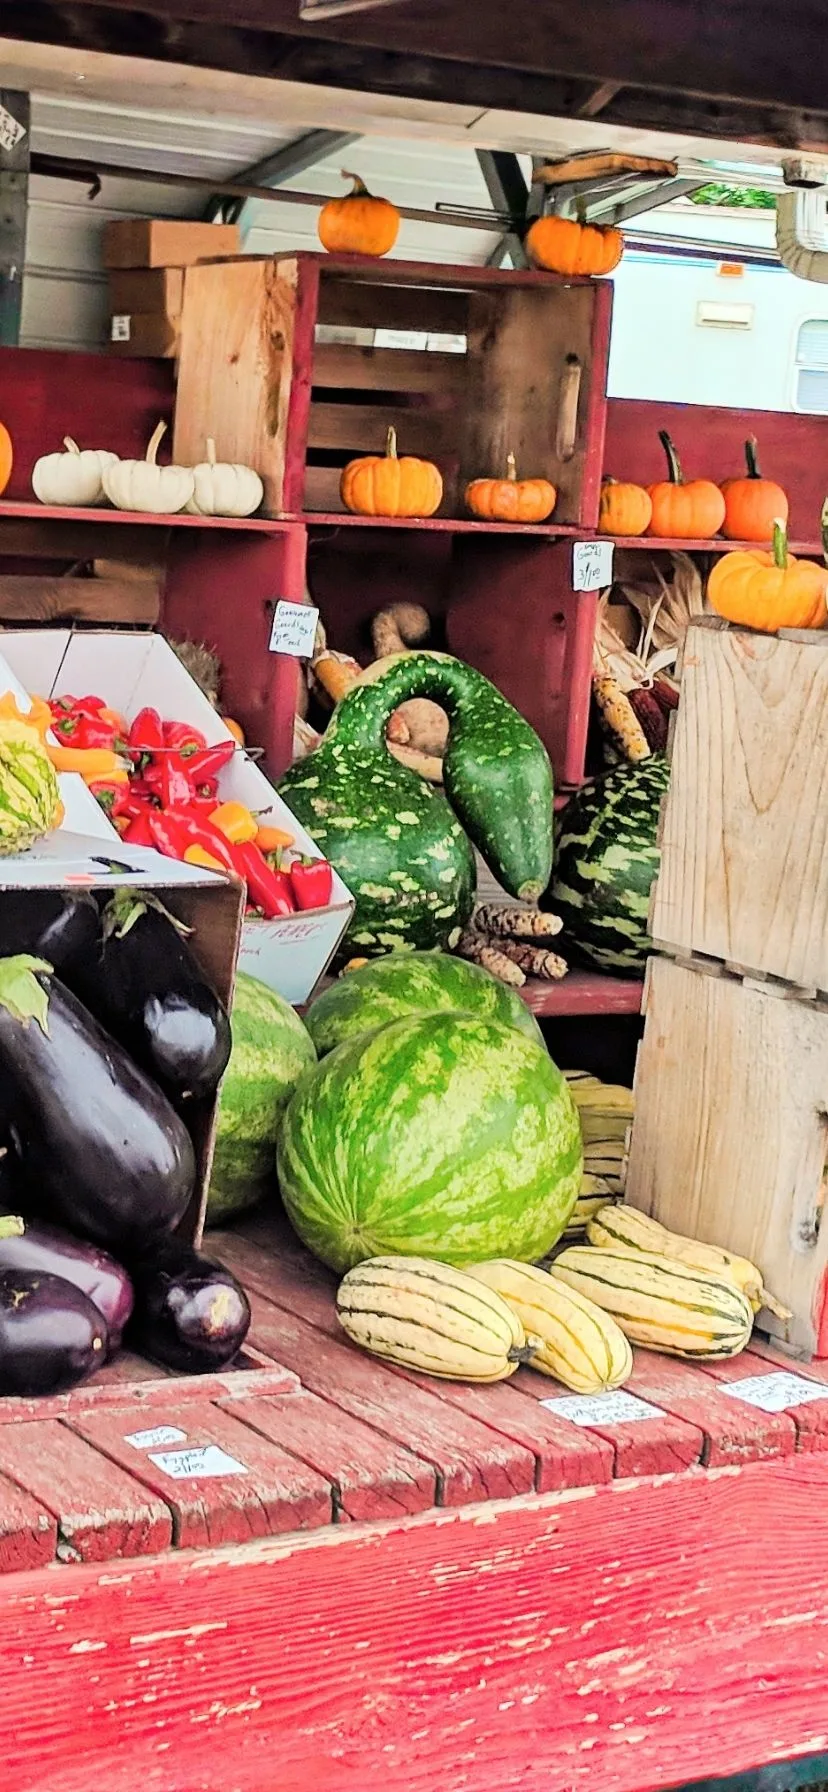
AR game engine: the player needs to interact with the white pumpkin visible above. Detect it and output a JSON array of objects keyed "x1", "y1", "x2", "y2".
[
  {"x1": 186, "y1": 439, "x2": 264, "y2": 518},
  {"x1": 102, "y1": 421, "x2": 194, "y2": 515},
  {"x1": 32, "y1": 437, "x2": 119, "y2": 508}
]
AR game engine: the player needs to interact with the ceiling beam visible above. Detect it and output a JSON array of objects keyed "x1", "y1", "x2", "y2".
[
  {"x1": 207, "y1": 125, "x2": 361, "y2": 224},
  {"x1": 476, "y1": 149, "x2": 529, "y2": 271}
]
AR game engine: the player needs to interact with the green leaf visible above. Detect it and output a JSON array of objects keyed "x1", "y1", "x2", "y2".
[
  {"x1": 0, "y1": 955, "x2": 53, "y2": 1034},
  {"x1": 104, "y1": 885, "x2": 191, "y2": 942}
]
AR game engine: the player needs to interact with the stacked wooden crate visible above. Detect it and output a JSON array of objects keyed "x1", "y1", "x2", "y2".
[
  {"x1": 627, "y1": 617, "x2": 828, "y2": 1358},
  {"x1": 104, "y1": 219, "x2": 240, "y2": 360}
]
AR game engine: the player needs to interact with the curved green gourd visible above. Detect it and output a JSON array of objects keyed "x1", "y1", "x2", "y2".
[{"x1": 278, "y1": 652, "x2": 553, "y2": 956}]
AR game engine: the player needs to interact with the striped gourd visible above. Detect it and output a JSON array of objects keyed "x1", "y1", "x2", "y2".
[
  {"x1": 336, "y1": 1255, "x2": 532, "y2": 1381},
  {"x1": 563, "y1": 1182, "x2": 619, "y2": 1237},
  {"x1": 549, "y1": 1246, "x2": 754, "y2": 1359},
  {"x1": 550, "y1": 759, "x2": 669, "y2": 974},
  {"x1": 466, "y1": 1258, "x2": 632, "y2": 1392},
  {"x1": 586, "y1": 1204, "x2": 790, "y2": 1320},
  {"x1": 0, "y1": 720, "x2": 62, "y2": 855}
]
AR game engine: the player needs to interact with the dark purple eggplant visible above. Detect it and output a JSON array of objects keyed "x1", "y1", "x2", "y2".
[
  {"x1": 0, "y1": 956, "x2": 196, "y2": 1252},
  {"x1": 128, "y1": 1237, "x2": 250, "y2": 1372},
  {"x1": 0, "y1": 1214, "x2": 132, "y2": 1349},
  {"x1": 0, "y1": 890, "x2": 99, "y2": 973},
  {"x1": 64, "y1": 890, "x2": 231, "y2": 1102},
  {"x1": 0, "y1": 1268, "x2": 107, "y2": 1394}
]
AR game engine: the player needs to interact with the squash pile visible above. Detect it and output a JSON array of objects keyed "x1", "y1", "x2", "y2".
[{"x1": 31, "y1": 421, "x2": 265, "y2": 519}]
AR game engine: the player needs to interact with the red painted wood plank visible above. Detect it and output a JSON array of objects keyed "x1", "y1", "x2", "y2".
[
  {"x1": 627, "y1": 1349, "x2": 797, "y2": 1466},
  {"x1": 70, "y1": 1400, "x2": 333, "y2": 1550},
  {"x1": 513, "y1": 1362, "x2": 704, "y2": 1478},
  {"x1": 5, "y1": 1456, "x2": 828, "y2": 1792},
  {"x1": 702, "y1": 1349, "x2": 828, "y2": 1452},
  {"x1": 221, "y1": 1390, "x2": 436, "y2": 1521},
  {"x1": 0, "y1": 1471, "x2": 56, "y2": 1572},
  {"x1": 0, "y1": 500, "x2": 291, "y2": 533},
  {"x1": 0, "y1": 1360, "x2": 297, "y2": 1426},
  {"x1": 520, "y1": 968, "x2": 644, "y2": 1017},
  {"x1": 247, "y1": 1294, "x2": 536, "y2": 1505},
  {"x1": 0, "y1": 1421, "x2": 171, "y2": 1563}
]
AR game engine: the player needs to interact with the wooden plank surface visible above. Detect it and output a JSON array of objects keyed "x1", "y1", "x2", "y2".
[
  {"x1": 626, "y1": 956, "x2": 828, "y2": 1359},
  {"x1": 221, "y1": 1390, "x2": 436, "y2": 1521},
  {"x1": 515, "y1": 1359, "x2": 705, "y2": 1478},
  {"x1": 316, "y1": 274, "x2": 469, "y2": 338},
  {"x1": 0, "y1": 1471, "x2": 56, "y2": 1573},
  {"x1": 0, "y1": 575, "x2": 160, "y2": 624},
  {"x1": 307, "y1": 400, "x2": 454, "y2": 456},
  {"x1": 70, "y1": 1399, "x2": 333, "y2": 1549},
  {"x1": 0, "y1": 1420, "x2": 171, "y2": 1563},
  {"x1": 627, "y1": 1350, "x2": 797, "y2": 1466},
  {"x1": 702, "y1": 1352, "x2": 828, "y2": 1453},
  {"x1": 313, "y1": 342, "x2": 466, "y2": 394}
]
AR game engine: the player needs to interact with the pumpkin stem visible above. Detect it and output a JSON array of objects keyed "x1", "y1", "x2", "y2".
[
  {"x1": 146, "y1": 420, "x2": 167, "y2": 467},
  {"x1": 63, "y1": 437, "x2": 81, "y2": 456},
  {"x1": 385, "y1": 426, "x2": 398, "y2": 460},
  {"x1": 772, "y1": 517, "x2": 789, "y2": 569},
  {"x1": 659, "y1": 430, "x2": 683, "y2": 485},
  {"x1": 342, "y1": 171, "x2": 370, "y2": 198},
  {"x1": 506, "y1": 452, "x2": 517, "y2": 482},
  {"x1": 206, "y1": 438, "x2": 217, "y2": 467},
  {"x1": 574, "y1": 196, "x2": 587, "y2": 227},
  {"x1": 745, "y1": 436, "x2": 762, "y2": 479},
  {"x1": 821, "y1": 497, "x2": 828, "y2": 569}
]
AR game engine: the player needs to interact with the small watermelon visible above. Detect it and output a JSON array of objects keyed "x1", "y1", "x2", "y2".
[
  {"x1": 278, "y1": 1011, "x2": 581, "y2": 1273},
  {"x1": 306, "y1": 950, "x2": 544, "y2": 1057},
  {"x1": 206, "y1": 972, "x2": 316, "y2": 1226},
  {"x1": 549, "y1": 758, "x2": 669, "y2": 974}
]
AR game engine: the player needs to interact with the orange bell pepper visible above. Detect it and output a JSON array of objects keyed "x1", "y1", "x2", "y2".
[
  {"x1": 254, "y1": 823, "x2": 295, "y2": 853},
  {"x1": 209, "y1": 800, "x2": 258, "y2": 845}
]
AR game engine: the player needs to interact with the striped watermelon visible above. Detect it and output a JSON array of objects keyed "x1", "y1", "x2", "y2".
[
  {"x1": 306, "y1": 950, "x2": 544, "y2": 1057},
  {"x1": 0, "y1": 721, "x2": 62, "y2": 854},
  {"x1": 278, "y1": 1011, "x2": 582, "y2": 1273},
  {"x1": 549, "y1": 758, "x2": 669, "y2": 974},
  {"x1": 206, "y1": 972, "x2": 316, "y2": 1225}
]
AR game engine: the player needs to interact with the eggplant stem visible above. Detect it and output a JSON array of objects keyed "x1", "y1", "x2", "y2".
[{"x1": 105, "y1": 887, "x2": 193, "y2": 942}]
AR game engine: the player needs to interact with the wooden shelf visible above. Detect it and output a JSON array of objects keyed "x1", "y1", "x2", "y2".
[
  {"x1": 520, "y1": 968, "x2": 644, "y2": 1017},
  {"x1": 605, "y1": 534, "x2": 824, "y2": 555},
  {"x1": 293, "y1": 512, "x2": 583, "y2": 538},
  {"x1": 0, "y1": 500, "x2": 293, "y2": 533}
]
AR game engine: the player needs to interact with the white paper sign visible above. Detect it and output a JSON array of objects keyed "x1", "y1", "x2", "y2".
[
  {"x1": 542, "y1": 1389, "x2": 665, "y2": 1427},
  {"x1": 0, "y1": 105, "x2": 26, "y2": 154},
  {"x1": 269, "y1": 601, "x2": 319, "y2": 659},
  {"x1": 721, "y1": 1371, "x2": 828, "y2": 1414},
  {"x1": 573, "y1": 540, "x2": 614, "y2": 591},
  {"x1": 110, "y1": 314, "x2": 131, "y2": 342},
  {"x1": 149, "y1": 1444, "x2": 249, "y2": 1479},
  {"x1": 125, "y1": 1425, "x2": 188, "y2": 1450}
]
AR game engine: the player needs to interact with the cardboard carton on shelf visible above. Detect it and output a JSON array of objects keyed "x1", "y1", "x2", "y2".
[
  {"x1": 0, "y1": 631, "x2": 354, "y2": 1007},
  {"x1": 108, "y1": 312, "x2": 179, "y2": 360},
  {"x1": 102, "y1": 219, "x2": 240, "y2": 270}
]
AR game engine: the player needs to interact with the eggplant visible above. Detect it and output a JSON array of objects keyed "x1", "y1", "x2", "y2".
[
  {"x1": 64, "y1": 889, "x2": 231, "y2": 1102},
  {"x1": 0, "y1": 1268, "x2": 107, "y2": 1394},
  {"x1": 0, "y1": 891, "x2": 99, "y2": 973},
  {"x1": 129, "y1": 1237, "x2": 251, "y2": 1373},
  {"x1": 0, "y1": 956, "x2": 196, "y2": 1252},
  {"x1": 0, "y1": 1214, "x2": 133, "y2": 1349}
]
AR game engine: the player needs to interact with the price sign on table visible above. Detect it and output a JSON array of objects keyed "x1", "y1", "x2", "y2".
[
  {"x1": 269, "y1": 601, "x2": 320, "y2": 659},
  {"x1": 572, "y1": 540, "x2": 614, "y2": 591}
]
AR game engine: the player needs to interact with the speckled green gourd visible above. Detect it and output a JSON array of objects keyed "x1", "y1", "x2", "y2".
[{"x1": 278, "y1": 652, "x2": 553, "y2": 956}]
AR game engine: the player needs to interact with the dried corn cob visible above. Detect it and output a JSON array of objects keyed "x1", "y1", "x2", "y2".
[
  {"x1": 474, "y1": 903, "x2": 563, "y2": 941},
  {"x1": 457, "y1": 932, "x2": 526, "y2": 987}
]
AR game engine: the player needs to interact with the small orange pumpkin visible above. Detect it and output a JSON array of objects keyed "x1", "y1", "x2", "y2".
[
  {"x1": 465, "y1": 453, "x2": 557, "y2": 523},
  {"x1": 599, "y1": 477, "x2": 653, "y2": 537},
  {"x1": 707, "y1": 520, "x2": 827, "y2": 633},
  {"x1": 525, "y1": 214, "x2": 623, "y2": 278},
  {"x1": 0, "y1": 423, "x2": 13, "y2": 499},
  {"x1": 647, "y1": 431, "x2": 725, "y2": 540},
  {"x1": 318, "y1": 171, "x2": 400, "y2": 258},
  {"x1": 721, "y1": 436, "x2": 789, "y2": 542},
  {"x1": 340, "y1": 427, "x2": 443, "y2": 519}
]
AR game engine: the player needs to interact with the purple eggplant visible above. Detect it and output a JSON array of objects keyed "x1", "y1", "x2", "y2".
[
  {"x1": 0, "y1": 890, "x2": 99, "y2": 973},
  {"x1": 0, "y1": 1268, "x2": 108, "y2": 1394},
  {"x1": 0, "y1": 956, "x2": 196, "y2": 1252},
  {"x1": 0, "y1": 1214, "x2": 133, "y2": 1349},
  {"x1": 129, "y1": 1237, "x2": 250, "y2": 1373}
]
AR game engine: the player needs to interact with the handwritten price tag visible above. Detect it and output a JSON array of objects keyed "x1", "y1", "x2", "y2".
[
  {"x1": 125, "y1": 1425, "x2": 187, "y2": 1450},
  {"x1": 148, "y1": 1444, "x2": 249, "y2": 1479},
  {"x1": 721, "y1": 1371, "x2": 828, "y2": 1414},
  {"x1": 542, "y1": 1389, "x2": 665, "y2": 1427},
  {"x1": 269, "y1": 601, "x2": 319, "y2": 659},
  {"x1": 572, "y1": 539, "x2": 614, "y2": 591},
  {"x1": 0, "y1": 105, "x2": 26, "y2": 154}
]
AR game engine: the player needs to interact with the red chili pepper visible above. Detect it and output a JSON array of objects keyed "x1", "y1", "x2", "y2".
[
  {"x1": 120, "y1": 789, "x2": 155, "y2": 821},
  {"x1": 73, "y1": 694, "x2": 107, "y2": 718},
  {"x1": 123, "y1": 812, "x2": 157, "y2": 848},
  {"x1": 162, "y1": 719, "x2": 208, "y2": 758},
  {"x1": 49, "y1": 695, "x2": 76, "y2": 715},
  {"x1": 233, "y1": 841, "x2": 295, "y2": 918},
  {"x1": 147, "y1": 809, "x2": 194, "y2": 862},
  {"x1": 142, "y1": 763, "x2": 164, "y2": 794},
  {"x1": 194, "y1": 777, "x2": 218, "y2": 800},
  {"x1": 52, "y1": 713, "x2": 81, "y2": 740},
  {"x1": 73, "y1": 716, "x2": 120, "y2": 752},
  {"x1": 290, "y1": 856, "x2": 333, "y2": 911},
  {"x1": 186, "y1": 740, "x2": 236, "y2": 783},
  {"x1": 156, "y1": 807, "x2": 239, "y2": 874},
  {"x1": 128, "y1": 707, "x2": 165, "y2": 756},
  {"x1": 87, "y1": 777, "x2": 132, "y2": 818},
  {"x1": 159, "y1": 753, "x2": 196, "y2": 810}
]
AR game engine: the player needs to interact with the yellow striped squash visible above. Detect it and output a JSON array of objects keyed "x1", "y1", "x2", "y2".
[
  {"x1": 465, "y1": 1258, "x2": 632, "y2": 1392},
  {"x1": 549, "y1": 1246, "x2": 754, "y2": 1359},
  {"x1": 336, "y1": 1255, "x2": 531, "y2": 1381},
  {"x1": 586, "y1": 1205, "x2": 790, "y2": 1319}
]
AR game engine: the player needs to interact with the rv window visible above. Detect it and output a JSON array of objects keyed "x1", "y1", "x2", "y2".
[{"x1": 795, "y1": 320, "x2": 828, "y2": 413}]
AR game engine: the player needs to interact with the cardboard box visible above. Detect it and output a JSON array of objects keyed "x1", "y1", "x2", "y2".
[
  {"x1": 108, "y1": 267, "x2": 185, "y2": 316},
  {"x1": 109, "y1": 313, "x2": 179, "y2": 359},
  {"x1": 103, "y1": 219, "x2": 240, "y2": 271},
  {"x1": 0, "y1": 631, "x2": 354, "y2": 1006}
]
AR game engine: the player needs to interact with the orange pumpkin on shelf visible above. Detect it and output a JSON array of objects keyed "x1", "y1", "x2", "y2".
[
  {"x1": 598, "y1": 477, "x2": 653, "y2": 537},
  {"x1": 721, "y1": 436, "x2": 789, "y2": 541},
  {"x1": 707, "y1": 520, "x2": 827, "y2": 633},
  {"x1": 525, "y1": 214, "x2": 623, "y2": 278},
  {"x1": 318, "y1": 172, "x2": 400, "y2": 258},
  {"x1": 464, "y1": 453, "x2": 557, "y2": 523},
  {"x1": 340, "y1": 427, "x2": 443, "y2": 519},
  {"x1": 0, "y1": 422, "x2": 12, "y2": 499},
  {"x1": 646, "y1": 431, "x2": 725, "y2": 540}
]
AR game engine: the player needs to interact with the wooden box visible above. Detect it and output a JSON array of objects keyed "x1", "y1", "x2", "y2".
[
  {"x1": 109, "y1": 312, "x2": 179, "y2": 359},
  {"x1": 172, "y1": 252, "x2": 612, "y2": 521},
  {"x1": 651, "y1": 620, "x2": 828, "y2": 990},
  {"x1": 108, "y1": 267, "x2": 185, "y2": 316},
  {"x1": 626, "y1": 954, "x2": 828, "y2": 1358},
  {"x1": 103, "y1": 219, "x2": 240, "y2": 270}
]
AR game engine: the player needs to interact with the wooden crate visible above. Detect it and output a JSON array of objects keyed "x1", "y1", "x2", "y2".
[
  {"x1": 626, "y1": 954, "x2": 828, "y2": 1358},
  {"x1": 651, "y1": 620, "x2": 828, "y2": 990},
  {"x1": 172, "y1": 253, "x2": 612, "y2": 522}
]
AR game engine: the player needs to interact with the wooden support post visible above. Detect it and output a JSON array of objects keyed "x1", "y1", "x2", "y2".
[{"x1": 0, "y1": 91, "x2": 29, "y2": 348}]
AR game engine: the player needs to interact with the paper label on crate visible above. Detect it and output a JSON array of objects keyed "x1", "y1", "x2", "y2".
[
  {"x1": 125, "y1": 1425, "x2": 188, "y2": 1451},
  {"x1": 110, "y1": 314, "x2": 131, "y2": 342},
  {"x1": 541, "y1": 1389, "x2": 665, "y2": 1427},
  {"x1": 148, "y1": 1444, "x2": 249, "y2": 1479},
  {"x1": 0, "y1": 105, "x2": 26, "y2": 153},
  {"x1": 720, "y1": 1371, "x2": 828, "y2": 1413},
  {"x1": 269, "y1": 601, "x2": 319, "y2": 659},
  {"x1": 572, "y1": 540, "x2": 614, "y2": 591}
]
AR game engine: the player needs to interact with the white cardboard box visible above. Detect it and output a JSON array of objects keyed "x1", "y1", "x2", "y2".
[{"x1": 0, "y1": 631, "x2": 354, "y2": 1005}]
